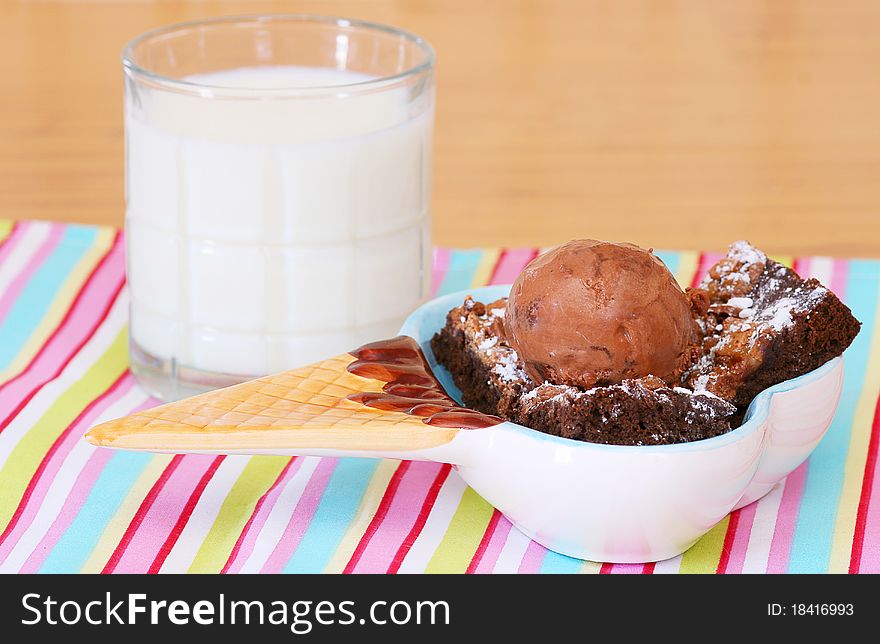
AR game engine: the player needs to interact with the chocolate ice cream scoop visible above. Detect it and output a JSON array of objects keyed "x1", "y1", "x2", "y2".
[{"x1": 504, "y1": 240, "x2": 697, "y2": 389}]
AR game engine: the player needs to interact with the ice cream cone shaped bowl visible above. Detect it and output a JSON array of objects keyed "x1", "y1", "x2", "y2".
[{"x1": 86, "y1": 285, "x2": 845, "y2": 563}]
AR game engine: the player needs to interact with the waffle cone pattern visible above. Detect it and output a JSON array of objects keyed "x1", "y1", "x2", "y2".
[{"x1": 86, "y1": 353, "x2": 459, "y2": 453}]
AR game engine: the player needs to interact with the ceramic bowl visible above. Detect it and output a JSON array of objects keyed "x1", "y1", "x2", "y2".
[{"x1": 399, "y1": 285, "x2": 844, "y2": 563}]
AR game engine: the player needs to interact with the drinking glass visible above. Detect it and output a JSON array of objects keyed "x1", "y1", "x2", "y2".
[{"x1": 123, "y1": 15, "x2": 434, "y2": 400}]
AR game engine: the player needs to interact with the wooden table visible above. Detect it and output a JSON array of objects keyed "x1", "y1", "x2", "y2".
[{"x1": 2, "y1": 1, "x2": 879, "y2": 256}]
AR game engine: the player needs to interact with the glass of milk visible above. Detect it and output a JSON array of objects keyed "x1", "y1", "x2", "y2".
[{"x1": 123, "y1": 16, "x2": 434, "y2": 400}]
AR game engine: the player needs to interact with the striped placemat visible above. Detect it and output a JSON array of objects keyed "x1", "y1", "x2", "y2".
[{"x1": 0, "y1": 218, "x2": 878, "y2": 574}]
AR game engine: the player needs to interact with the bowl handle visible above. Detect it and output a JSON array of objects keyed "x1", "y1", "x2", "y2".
[{"x1": 85, "y1": 337, "x2": 498, "y2": 462}]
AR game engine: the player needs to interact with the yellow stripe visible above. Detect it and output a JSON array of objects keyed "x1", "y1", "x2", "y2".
[
  {"x1": 769, "y1": 254, "x2": 794, "y2": 268},
  {"x1": 678, "y1": 515, "x2": 730, "y2": 574},
  {"x1": 0, "y1": 329, "x2": 130, "y2": 533},
  {"x1": 323, "y1": 459, "x2": 400, "y2": 573},
  {"x1": 424, "y1": 487, "x2": 495, "y2": 573},
  {"x1": 0, "y1": 220, "x2": 13, "y2": 243},
  {"x1": 470, "y1": 249, "x2": 502, "y2": 288},
  {"x1": 80, "y1": 454, "x2": 174, "y2": 573},
  {"x1": 579, "y1": 560, "x2": 603, "y2": 573},
  {"x1": 188, "y1": 456, "x2": 290, "y2": 573},
  {"x1": 828, "y1": 281, "x2": 880, "y2": 572},
  {"x1": 673, "y1": 250, "x2": 700, "y2": 288},
  {"x1": 0, "y1": 227, "x2": 115, "y2": 383}
]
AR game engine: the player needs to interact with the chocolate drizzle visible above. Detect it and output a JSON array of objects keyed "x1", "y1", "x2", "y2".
[{"x1": 346, "y1": 336, "x2": 502, "y2": 430}]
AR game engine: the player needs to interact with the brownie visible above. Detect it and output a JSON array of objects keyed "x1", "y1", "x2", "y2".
[
  {"x1": 430, "y1": 296, "x2": 534, "y2": 416},
  {"x1": 431, "y1": 297, "x2": 735, "y2": 445},
  {"x1": 512, "y1": 377, "x2": 736, "y2": 446},
  {"x1": 685, "y1": 241, "x2": 861, "y2": 407}
]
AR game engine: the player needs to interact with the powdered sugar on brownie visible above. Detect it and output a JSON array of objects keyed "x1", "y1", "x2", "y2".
[
  {"x1": 430, "y1": 295, "x2": 535, "y2": 417},
  {"x1": 514, "y1": 378, "x2": 736, "y2": 445},
  {"x1": 491, "y1": 349, "x2": 529, "y2": 384},
  {"x1": 478, "y1": 336, "x2": 499, "y2": 351},
  {"x1": 727, "y1": 297, "x2": 754, "y2": 309},
  {"x1": 686, "y1": 240, "x2": 849, "y2": 403},
  {"x1": 727, "y1": 239, "x2": 766, "y2": 266},
  {"x1": 525, "y1": 380, "x2": 733, "y2": 418},
  {"x1": 449, "y1": 296, "x2": 532, "y2": 386}
]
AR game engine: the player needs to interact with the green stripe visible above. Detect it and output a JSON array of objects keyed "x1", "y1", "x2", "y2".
[
  {"x1": 187, "y1": 456, "x2": 290, "y2": 573},
  {"x1": 424, "y1": 487, "x2": 495, "y2": 573},
  {"x1": 678, "y1": 515, "x2": 730, "y2": 574},
  {"x1": 0, "y1": 328, "x2": 129, "y2": 532}
]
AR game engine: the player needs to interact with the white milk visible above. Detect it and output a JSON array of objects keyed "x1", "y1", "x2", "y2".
[{"x1": 125, "y1": 66, "x2": 433, "y2": 378}]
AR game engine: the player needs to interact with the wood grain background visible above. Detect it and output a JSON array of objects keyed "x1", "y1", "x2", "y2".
[{"x1": 2, "y1": 1, "x2": 879, "y2": 256}]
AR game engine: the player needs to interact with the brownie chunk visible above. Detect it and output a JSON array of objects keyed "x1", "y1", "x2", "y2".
[
  {"x1": 430, "y1": 296, "x2": 534, "y2": 416},
  {"x1": 512, "y1": 377, "x2": 736, "y2": 446},
  {"x1": 431, "y1": 296, "x2": 734, "y2": 445},
  {"x1": 685, "y1": 241, "x2": 861, "y2": 407}
]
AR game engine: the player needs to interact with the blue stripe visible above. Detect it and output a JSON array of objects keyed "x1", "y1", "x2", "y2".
[
  {"x1": 39, "y1": 451, "x2": 153, "y2": 573},
  {"x1": 653, "y1": 250, "x2": 681, "y2": 276},
  {"x1": 282, "y1": 458, "x2": 381, "y2": 573},
  {"x1": 788, "y1": 260, "x2": 880, "y2": 572},
  {"x1": 539, "y1": 549, "x2": 586, "y2": 574},
  {"x1": 436, "y1": 250, "x2": 485, "y2": 296},
  {"x1": 0, "y1": 225, "x2": 98, "y2": 370}
]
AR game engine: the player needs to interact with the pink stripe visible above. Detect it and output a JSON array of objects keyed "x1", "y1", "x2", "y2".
[
  {"x1": 853, "y1": 404, "x2": 880, "y2": 573},
  {"x1": 431, "y1": 248, "x2": 452, "y2": 296},
  {"x1": 0, "y1": 225, "x2": 64, "y2": 326},
  {"x1": 517, "y1": 540, "x2": 547, "y2": 574},
  {"x1": 829, "y1": 259, "x2": 849, "y2": 300},
  {"x1": 0, "y1": 222, "x2": 27, "y2": 266},
  {"x1": 386, "y1": 464, "x2": 451, "y2": 574},
  {"x1": 473, "y1": 516, "x2": 514, "y2": 574},
  {"x1": 795, "y1": 257, "x2": 811, "y2": 276},
  {"x1": 489, "y1": 248, "x2": 537, "y2": 285},
  {"x1": 766, "y1": 462, "x2": 809, "y2": 573},
  {"x1": 609, "y1": 563, "x2": 647, "y2": 574},
  {"x1": 348, "y1": 462, "x2": 446, "y2": 573},
  {"x1": 108, "y1": 455, "x2": 220, "y2": 573},
  {"x1": 0, "y1": 374, "x2": 136, "y2": 561},
  {"x1": 15, "y1": 395, "x2": 155, "y2": 573},
  {"x1": 260, "y1": 458, "x2": 339, "y2": 573},
  {"x1": 721, "y1": 503, "x2": 758, "y2": 574},
  {"x1": 693, "y1": 251, "x2": 725, "y2": 286},
  {"x1": 223, "y1": 457, "x2": 305, "y2": 574},
  {"x1": 19, "y1": 449, "x2": 115, "y2": 573},
  {"x1": 0, "y1": 239, "x2": 124, "y2": 408}
]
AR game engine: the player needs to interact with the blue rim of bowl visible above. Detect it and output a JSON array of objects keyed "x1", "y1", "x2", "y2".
[{"x1": 399, "y1": 285, "x2": 843, "y2": 454}]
